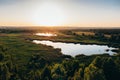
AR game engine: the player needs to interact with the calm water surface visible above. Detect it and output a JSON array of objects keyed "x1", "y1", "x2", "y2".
[
  {"x1": 33, "y1": 40, "x2": 117, "y2": 57},
  {"x1": 35, "y1": 33, "x2": 57, "y2": 37}
]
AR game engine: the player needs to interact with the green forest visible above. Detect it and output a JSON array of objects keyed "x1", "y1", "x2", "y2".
[{"x1": 0, "y1": 27, "x2": 120, "y2": 80}]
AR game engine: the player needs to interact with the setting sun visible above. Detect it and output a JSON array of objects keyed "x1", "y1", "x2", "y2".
[{"x1": 32, "y1": 1, "x2": 66, "y2": 26}]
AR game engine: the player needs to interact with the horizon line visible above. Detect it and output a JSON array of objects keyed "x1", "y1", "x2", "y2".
[{"x1": 0, "y1": 26, "x2": 120, "y2": 29}]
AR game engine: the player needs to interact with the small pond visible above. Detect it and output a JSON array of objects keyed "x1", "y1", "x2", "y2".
[{"x1": 35, "y1": 33, "x2": 57, "y2": 37}]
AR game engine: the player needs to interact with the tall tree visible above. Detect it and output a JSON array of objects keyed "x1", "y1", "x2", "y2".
[{"x1": 84, "y1": 64, "x2": 106, "y2": 80}]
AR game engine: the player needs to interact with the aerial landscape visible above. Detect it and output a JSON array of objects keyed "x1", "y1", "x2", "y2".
[{"x1": 0, "y1": 0, "x2": 120, "y2": 80}]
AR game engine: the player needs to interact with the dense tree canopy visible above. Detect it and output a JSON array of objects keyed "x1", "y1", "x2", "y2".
[{"x1": 1, "y1": 45, "x2": 120, "y2": 80}]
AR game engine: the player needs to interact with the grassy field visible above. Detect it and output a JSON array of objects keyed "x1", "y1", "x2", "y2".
[
  {"x1": 0, "y1": 28, "x2": 119, "y2": 66},
  {"x1": 26, "y1": 31, "x2": 108, "y2": 45},
  {"x1": 0, "y1": 33, "x2": 64, "y2": 67},
  {"x1": 73, "y1": 31, "x2": 95, "y2": 36}
]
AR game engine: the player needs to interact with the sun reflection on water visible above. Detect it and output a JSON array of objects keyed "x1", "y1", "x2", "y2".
[{"x1": 35, "y1": 33, "x2": 57, "y2": 37}]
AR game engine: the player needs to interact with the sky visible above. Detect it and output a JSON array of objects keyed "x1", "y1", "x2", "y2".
[{"x1": 0, "y1": 0, "x2": 120, "y2": 27}]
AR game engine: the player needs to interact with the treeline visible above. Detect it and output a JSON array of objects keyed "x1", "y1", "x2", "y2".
[
  {"x1": 61, "y1": 30, "x2": 120, "y2": 47},
  {"x1": 0, "y1": 28, "x2": 34, "y2": 33},
  {"x1": 93, "y1": 32, "x2": 120, "y2": 47},
  {"x1": 0, "y1": 45, "x2": 120, "y2": 80},
  {"x1": 92, "y1": 29, "x2": 120, "y2": 35},
  {"x1": 92, "y1": 29, "x2": 120, "y2": 46}
]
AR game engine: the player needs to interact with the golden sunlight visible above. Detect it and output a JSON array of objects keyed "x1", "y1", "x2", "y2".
[
  {"x1": 33, "y1": 1, "x2": 66, "y2": 26},
  {"x1": 35, "y1": 33, "x2": 57, "y2": 37}
]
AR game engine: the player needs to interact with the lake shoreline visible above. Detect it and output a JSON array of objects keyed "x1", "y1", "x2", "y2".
[{"x1": 28, "y1": 38, "x2": 108, "y2": 46}]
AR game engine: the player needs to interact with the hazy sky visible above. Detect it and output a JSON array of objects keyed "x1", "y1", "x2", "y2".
[{"x1": 0, "y1": 0, "x2": 120, "y2": 27}]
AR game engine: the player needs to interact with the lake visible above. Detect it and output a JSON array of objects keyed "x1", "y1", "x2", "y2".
[{"x1": 33, "y1": 40, "x2": 117, "y2": 57}]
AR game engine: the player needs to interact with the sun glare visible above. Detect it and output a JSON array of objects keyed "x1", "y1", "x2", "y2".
[{"x1": 33, "y1": 2, "x2": 66, "y2": 26}]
